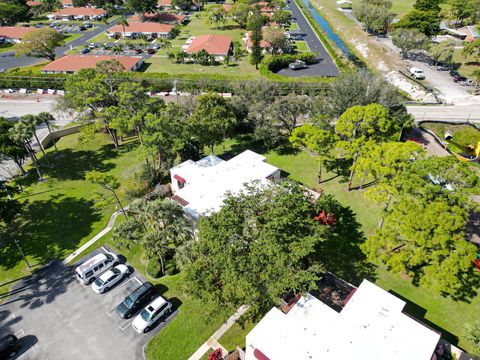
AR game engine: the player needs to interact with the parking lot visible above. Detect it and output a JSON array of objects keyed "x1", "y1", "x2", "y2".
[{"x1": 0, "y1": 248, "x2": 177, "y2": 359}]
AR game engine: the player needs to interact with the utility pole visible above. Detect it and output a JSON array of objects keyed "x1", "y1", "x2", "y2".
[{"x1": 15, "y1": 239, "x2": 31, "y2": 270}]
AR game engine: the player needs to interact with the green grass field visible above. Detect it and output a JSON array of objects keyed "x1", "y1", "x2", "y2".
[
  {"x1": 453, "y1": 49, "x2": 480, "y2": 78},
  {"x1": 289, "y1": 22, "x2": 299, "y2": 30},
  {"x1": 0, "y1": 43, "x2": 14, "y2": 53},
  {"x1": 294, "y1": 40, "x2": 309, "y2": 52},
  {"x1": 0, "y1": 133, "x2": 143, "y2": 289}
]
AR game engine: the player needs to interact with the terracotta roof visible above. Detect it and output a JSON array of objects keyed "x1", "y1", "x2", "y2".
[
  {"x1": 26, "y1": 1, "x2": 42, "y2": 6},
  {"x1": 61, "y1": 0, "x2": 73, "y2": 5},
  {"x1": 50, "y1": 7, "x2": 106, "y2": 16},
  {"x1": 222, "y1": 3, "x2": 232, "y2": 11},
  {"x1": 246, "y1": 31, "x2": 271, "y2": 48},
  {"x1": 158, "y1": 0, "x2": 172, "y2": 6},
  {"x1": 108, "y1": 21, "x2": 174, "y2": 34},
  {"x1": 0, "y1": 26, "x2": 39, "y2": 40},
  {"x1": 186, "y1": 34, "x2": 232, "y2": 55},
  {"x1": 41, "y1": 55, "x2": 142, "y2": 72},
  {"x1": 130, "y1": 12, "x2": 185, "y2": 23}
]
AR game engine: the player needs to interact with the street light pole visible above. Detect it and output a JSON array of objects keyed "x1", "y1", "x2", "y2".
[{"x1": 15, "y1": 239, "x2": 31, "y2": 270}]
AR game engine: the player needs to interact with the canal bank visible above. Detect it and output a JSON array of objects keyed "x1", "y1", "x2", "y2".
[{"x1": 294, "y1": 0, "x2": 365, "y2": 69}]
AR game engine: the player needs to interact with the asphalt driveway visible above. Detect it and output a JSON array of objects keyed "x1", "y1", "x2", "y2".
[
  {"x1": 0, "y1": 248, "x2": 177, "y2": 359},
  {"x1": 278, "y1": 0, "x2": 339, "y2": 77}
]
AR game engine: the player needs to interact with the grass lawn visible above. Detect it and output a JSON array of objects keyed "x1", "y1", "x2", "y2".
[
  {"x1": 289, "y1": 22, "x2": 299, "y2": 30},
  {"x1": 63, "y1": 33, "x2": 82, "y2": 44},
  {"x1": 4, "y1": 62, "x2": 49, "y2": 75},
  {"x1": 294, "y1": 40, "x2": 309, "y2": 52},
  {"x1": 350, "y1": 0, "x2": 414, "y2": 18},
  {"x1": 0, "y1": 132, "x2": 143, "y2": 289},
  {"x1": 421, "y1": 122, "x2": 480, "y2": 147},
  {"x1": 217, "y1": 314, "x2": 256, "y2": 352},
  {"x1": 0, "y1": 43, "x2": 14, "y2": 53},
  {"x1": 453, "y1": 48, "x2": 480, "y2": 78}
]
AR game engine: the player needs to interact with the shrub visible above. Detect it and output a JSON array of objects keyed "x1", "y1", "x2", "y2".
[
  {"x1": 164, "y1": 258, "x2": 178, "y2": 276},
  {"x1": 208, "y1": 349, "x2": 223, "y2": 360},
  {"x1": 146, "y1": 258, "x2": 162, "y2": 278},
  {"x1": 261, "y1": 52, "x2": 317, "y2": 73}
]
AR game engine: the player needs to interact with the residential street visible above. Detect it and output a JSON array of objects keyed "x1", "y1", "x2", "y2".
[
  {"x1": 0, "y1": 19, "x2": 118, "y2": 70},
  {"x1": 0, "y1": 96, "x2": 74, "y2": 179},
  {"x1": 407, "y1": 104, "x2": 480, "y2": 123},
  {"x1": 278, "y1": 0, "x2": 339, "y2": 77}
]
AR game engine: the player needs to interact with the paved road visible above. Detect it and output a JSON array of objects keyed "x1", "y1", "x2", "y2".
[
  {"x1": 0, "y1": 96, "x2": 74, "y2": 179},
  {"x1": 277, "y1": 0, "x2": 339, "y2": 77},
  {"x1": 407, "y1": 104, "x2": 480, "y2": 123},
  {"x1": 0, "y1": 19, "x2": 117, "y2": 70},
  {"x1": 0, "y1": 249, "x2": 177, "y2": 360}
]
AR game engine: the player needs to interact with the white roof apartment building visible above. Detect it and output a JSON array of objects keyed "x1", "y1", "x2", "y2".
[
  {"x1": 246, "y1": 279, "x2": 440, "y2": 360},
  {"x1": 170, "y1": 150, "x2": 280, "y2": 218}
]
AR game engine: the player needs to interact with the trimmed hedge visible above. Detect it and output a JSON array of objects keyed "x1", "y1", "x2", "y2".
[
  {"x1": 146, "y1": 258, "x2": 162, "y2": 279},
  {"x1": 262, "y1": 52, "x2": 317, "y2": 72}
]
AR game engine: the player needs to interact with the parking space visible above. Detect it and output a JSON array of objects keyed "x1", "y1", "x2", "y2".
[{"x1": 0, "y1": 248, "x2": 177, "y2": 359}]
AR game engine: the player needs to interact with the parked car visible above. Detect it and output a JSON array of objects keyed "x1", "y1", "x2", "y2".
[
  {"x1": 449, "y1": 70, "x2": 460, "y2": 77},
  {"x1": 0, "y1": 334, "x2": 21, "y2": 359},
  {"x1": 132, "y1": 296, "x2": 172, "y2": 333},
  {"x1": 116, "y1": 282, "x2": 156, "y2": 319},
  {"x1": 91, "y1": 264, "x2": 130, "y2": 294},
  {"x1": 289, "y1": 33, "x2": 303, "y2": 40},
  {"x1": 81, "y1": 48, "x2": 90, "y2": 54},
  {"x1": 147, "y1": 48, "x2": 156, "y2": 54},
  {"x1": 103, "y1": 42, "x2": 111, "y2": 49},
  {"x1": 289, "y1": 60, "x2": 307, "y2": 70},
  {"x1": 409, "y1": 67, "x2": 425, "y2": 80},
  {"x1": 83, "y1": 22, "x2": 93, "y2": 28},
  {"x1": 0, "y1": 69, "x2": 5, "y2": 73},
  {"x1": 436, "y1": 65, "x2": 450, "y2": 71},
  {"x1": 75, "y1": 248, "x2": 119, "y2": 285},
  {"x1": 452, "y1": 75, "x2": 467, "y2": 83},
  {"x1": 88, "y1": 43, "x2": 96, "y2": 49},
  {"x1": 152, "y1": 44, "x2": 160, "y2": 50},
  {"x1": 134, "y1": 48, "x2": 143, "y2": 54},
  {"x1": 79, "y1": 25, "x2": 87, "y2": 31}
]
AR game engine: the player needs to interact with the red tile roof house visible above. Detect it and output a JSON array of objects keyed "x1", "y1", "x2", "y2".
[
  {"x1": 130, "y1": 12, "x2": 187, "y2": 24},
  {"x1": 185, "y1": 34, "x2": 232, "y2": 61},
  {"x1": 26, "y1": 0, "x2": 42, "y2": 7},
  {"x1": 60, "y1": 0, "x2": 74, "y2": 8},
  {"x1": 158, "y1": 0, "x2": 173, "y2": 10},
  {"x1": 47, "y1": 7, "x2": 107, "y2": 21},
  {"x1": 458, "y1": 26, "x2": 479, "y2": 42},
  {"x1": 107, "y1": 21, "x2": 174, "y2": 38},
  {"x1": 0, "y1": 26, "x2": 39, "y2": 43},
  {"x1": 243, "y1": 31, "x2": 272, "y2": 54},
  {"x1": 40, "y1": 55, "x2": 143, "y2": 74}
]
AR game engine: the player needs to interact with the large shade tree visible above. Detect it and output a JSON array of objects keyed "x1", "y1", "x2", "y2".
[
  {"x1": 185, "y1": 180, "x2": 329, "y2": 318},
  {"x1": 335, "y1": 104, "x2": 398, "y2": 191},
  {"x1": 189, "y1": 93, "x2": 236, "y2": 154}
]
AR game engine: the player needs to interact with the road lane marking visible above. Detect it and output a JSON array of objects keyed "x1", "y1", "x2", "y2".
[{"x1": 14, "y1": 329, "x2": 24, "y2": 337}]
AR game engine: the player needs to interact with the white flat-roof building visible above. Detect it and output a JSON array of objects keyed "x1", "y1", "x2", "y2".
[
  {"x1": 246, "y1": 279, "x2": 440, "y2": 360},
  {"x1": 170, "y1": 150, "x2": 280, "y2": 218}
]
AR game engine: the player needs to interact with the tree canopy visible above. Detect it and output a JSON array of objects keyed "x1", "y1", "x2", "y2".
[
  {"x1": 185, "y1": 180, "x2": 329, "y2": 318},
  {"x1": 15, "y1": 28, "x2": 64, "y2": 60}
]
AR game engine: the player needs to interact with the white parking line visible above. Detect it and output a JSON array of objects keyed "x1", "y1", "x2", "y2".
[
  {"x1": 0, "y1": 313, "x2": 15, "y2": 327},
  {"x1": 119, "y1": 318, "x2": 134, "y2": 331},
  {"x1": 106, "y1": 309, "x2": 117, "y2": 319},
  {"x1": 14, "y1": 329, "x2": 24, "y2": 337}
]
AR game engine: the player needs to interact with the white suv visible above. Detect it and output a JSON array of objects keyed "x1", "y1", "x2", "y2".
[
  {"x1": 409, "y1": 67, "x2": 425, "y2": 79},
  {"x1": 132, "y1": 296, "x2": 172, "y2": 333}
]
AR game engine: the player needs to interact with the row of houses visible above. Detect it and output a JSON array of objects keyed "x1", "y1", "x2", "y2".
[{"x1": 0, "y1": 26, "x2": 39, "y2": 43}]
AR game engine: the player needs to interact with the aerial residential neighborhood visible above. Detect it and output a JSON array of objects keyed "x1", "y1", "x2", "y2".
[{"x1": 0, "y1": 0, "x2": 480, "y2": 359}]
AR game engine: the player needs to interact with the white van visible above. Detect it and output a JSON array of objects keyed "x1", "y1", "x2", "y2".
[
  {"x1": 409, "y1": 67, "x2": 425, "y2": 80},
  {"x1": 75, "y1": 247, "x2": 119, "y2": 285}
]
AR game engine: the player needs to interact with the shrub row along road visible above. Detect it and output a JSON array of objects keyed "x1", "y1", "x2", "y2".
[
  {"x1": 278, "y1": 0, "x2": 339, "y2": 77},
  {"x1": 0, "y1": 19, "x2": 119, "y2": 70}
]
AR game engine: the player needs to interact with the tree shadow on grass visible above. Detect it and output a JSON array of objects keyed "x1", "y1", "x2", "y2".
[
  {"x1": 390, "y1": 290, "x2": 459, "y2": 346},
  {"x1": 0, "y1": 196, "x2": 101, "y2": 273},
  {"x1": 312, "y1": 195, "x2": 377, "y2": 286}
]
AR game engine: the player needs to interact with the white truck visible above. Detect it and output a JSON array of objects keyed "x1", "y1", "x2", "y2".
[{"x1": 409, "y1": 67, "x2": 425, "y2": 80}]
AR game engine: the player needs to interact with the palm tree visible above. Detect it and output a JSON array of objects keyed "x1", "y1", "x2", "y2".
[
  {"x1": 117, "y1": 16, "x2": 129, "y2": 38},
  {"x1": 36, "y1": 112, "x2": 58, "y2": 152},
  {"x1": 159, "y1": 38, "x2": 172, "y2": 50},
  {"x1": 9, "y1": 120, "x2": 43, "y2": 181},
  {"x1": 22, "y1": 115, "x2": 46, "y2": 158}
]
